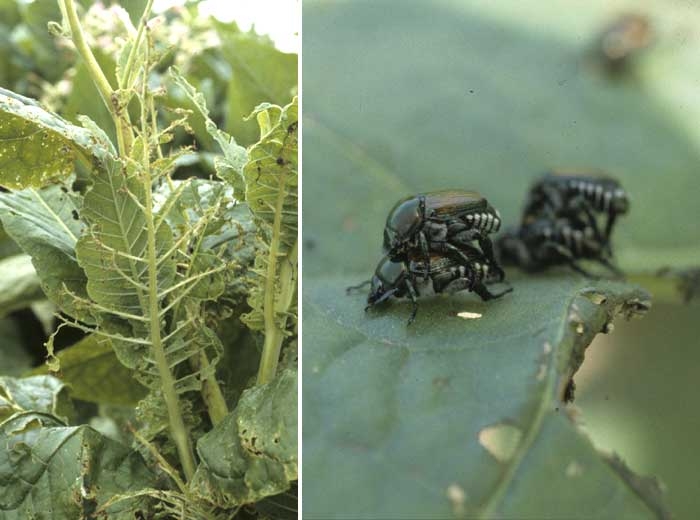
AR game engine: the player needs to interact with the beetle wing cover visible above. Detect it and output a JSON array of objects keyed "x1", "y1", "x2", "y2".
[{"x1": 424, "y1": 190, "x2": 486, "y2": 219}]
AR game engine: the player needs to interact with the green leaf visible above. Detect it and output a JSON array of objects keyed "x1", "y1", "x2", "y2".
[
  {"x1": 303, "y1": 0, "x2": 700, "y2": 288},
  {"x1": 0, "y1": 375, "x2": 73, "y2": 423},
  {"x1": 0, "y1": 184, "x2": 91, "y2": 321},
  {"x1": 0, "y1": 88, "x2": 104, "y2": 189},
  {"x1": 217, "y1": 26, "x2": 297, "y2": 146},
  {"x1": 29, "y1": 335, "x2": 147, "y2": 406},
  {"x1": 0, "y1": 317, "x2": 32, "y2": 377},
  {"x1": 191, "y1": 368, "x2": 297, "y2": 507},
  {"x1": 0, "y1": 413, "x2": 155, "y2": 519},
  {"x1": 62, "y1": 50, "x2": 118, "y2": 146},
  {"x1": 0, "y1": 255, "x2": 44, "y2": 316},
  {"x1": 303, "y1": 276, "x2": 666, "y2": 518}
]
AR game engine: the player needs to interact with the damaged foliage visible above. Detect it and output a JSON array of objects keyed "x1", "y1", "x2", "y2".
[{"x1": 0, "y1": 0, "x2": 297, "y2": 517}]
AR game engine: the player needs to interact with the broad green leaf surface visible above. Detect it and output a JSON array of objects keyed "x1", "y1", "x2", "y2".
[
  {"x1": 0, "y1": 413, "x2": 155, "y2": 519},
  {"x1": 191, "y1": 368, "x2": 298, "y2": 507},
  {"x1": 0, "y1": 88, "x2": 104, "y2": 189},
  {"x1": 304, "y1": 276, "x2": 662, "y2": 518},
  {"x1": 30, "y1": 335, "x2": 147, "y2": 406},
  {"x1": 0, "y1": 255, "x2": 43, "y2": 316},
  {"x1": 303, "y1": 3, "x2": 683, "y2": 515},
  {"x1": 217, "y1": 26, "x2": 297, "y2": 146},
  {"x1": 62, "y1": 51, "x2": 118, "y2": 147},
  {"x1": 0, "y1": 185, "x2": 91, "y2": 321},
  {"x1": 303, "y1": 0, "x2": 700, "y2": 286},
  {"x1": 0, "y1": 375, "x2": 73, "y2": 423},
  {"x1": 0, "y1": 317, "x2": 31, "y2": 377}
]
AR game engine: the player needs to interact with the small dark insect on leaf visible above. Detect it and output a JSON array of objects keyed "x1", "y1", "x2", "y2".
[
  {"x1": 276, "y1": 157, "x2": 285, "y2": 166},
  {"x1": 287, "y1": 121, "x2": 298, "y2": 134},
  {"x1": 71, "y1": 210, "x2": 79, "y2": 220}
]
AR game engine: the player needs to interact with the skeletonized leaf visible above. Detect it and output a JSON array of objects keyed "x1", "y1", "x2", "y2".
[
  {"x1": 76, "y1": 158, "x2": 175, "y2": 318},
  {"x1": 191, "y1": 368, "x2": 298, "y2": 507},
  {"x1": 241, "y1": 98, "x2": 298, "y2": 332},
  {"x1": 0, "y1": 185, "x2": 90, "y2": 321},
  {"x1": 0, "y1": 88, "x2": 105, "y2": 189},
  {"x1": 155, "y1": 178, "x2": 257, "y2": 304},
  {"x1": 169, "y1": 68, "x2": 248, "y2": 194}
]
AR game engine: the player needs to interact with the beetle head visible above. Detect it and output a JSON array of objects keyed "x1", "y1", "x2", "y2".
[
  {"x1": 385, "y1": 196, "x2": 424, "y2": 252},
  {"x1": 366, "y1": 257, "x2": 406, "y2": 308}
]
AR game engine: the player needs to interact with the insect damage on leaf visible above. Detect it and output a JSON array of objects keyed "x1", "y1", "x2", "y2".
[{"x1": 0, "y1": 89, "x2": 107, "y2": 189}]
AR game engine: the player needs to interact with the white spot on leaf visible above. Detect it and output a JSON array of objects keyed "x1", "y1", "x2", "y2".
[
  {"x1": 446, "y1": 483, "x2": 466, "y2": 516},
  {"x1": 478, "y1": 423, "x2": 523, "y2": 463},
  {"x1": 566, "y1": 460, "x2": 583, "y2": 477}
]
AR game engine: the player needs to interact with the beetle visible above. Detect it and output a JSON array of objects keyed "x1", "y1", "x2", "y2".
[
  {"x1": 523, "y1": 170, "x2": 629, "y2": 248},
  {"x1": 596, "y1": 13, "x2": 653, "y2": 73},
  {"x1": 496, "y1": 215, "x2": 622, "y2": 278},
  {"x1": 363, "y1": 247, "x2": 512, "y2": 325},
  {"x1": 382, "y1": 190, "x2": 504, "y2": 280}
]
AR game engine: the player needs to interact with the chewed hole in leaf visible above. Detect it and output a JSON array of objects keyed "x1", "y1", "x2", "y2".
[{"x1": 478, "y1": 422, "x2": 523, "y2": 463}]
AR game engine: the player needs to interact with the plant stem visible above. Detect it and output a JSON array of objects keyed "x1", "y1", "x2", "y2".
[
  {"x1": 136, "y1": 39, "x2": 195, "y2": 479},
  {"x1": 119, "y1": 0, "x2": 155, "y2": 88},
  {"x1": 143, "y1": 151, "x2": 196, "y2": 481},
  {"x1": 59, "y1": 0, "x2": 133, "y2": 155},
  {"x1": 256, "y1": 175, "x2": 296, "y2": 385},
  {"x1": 199, "y1": 353, "x2": 228, "y2": 424}
]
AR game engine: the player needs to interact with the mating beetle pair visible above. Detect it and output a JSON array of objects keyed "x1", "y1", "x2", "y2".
[
  {"x1": 497, "y1": 171, "x2": 629, "y2": 277},
  {"x1": 354, "y1": 190, "x2": 510, "y2": 324}
]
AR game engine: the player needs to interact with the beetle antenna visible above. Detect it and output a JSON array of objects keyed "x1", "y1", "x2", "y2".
[{"x1": 346, "y1": 280, "x2": 371, "y2": 294}]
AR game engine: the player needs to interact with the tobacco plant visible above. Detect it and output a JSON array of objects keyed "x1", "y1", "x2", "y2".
[{"x1": 0, "y1": 1, "x2": 297, "y2": 518}]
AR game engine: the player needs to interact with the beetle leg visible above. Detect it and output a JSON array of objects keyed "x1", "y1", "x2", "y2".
[
  {"x1": 364, "y1": 288, "x2": 398, "y2": 311},
  {"x1": 346, "y1": 279, "x2": 371, "y2": 294},
  {"x1": 541, "y1": 184, "x2": 565, "y2": 215},
  {"x1": 568, "y1": 194, "x2": 604, "y2": 245},
  {"x1": 478, "y1": 236, "x2": 505, "y2": 281},
  {"x1": 543, "y1": 241, "x2": 597, "y2": 279},
  {"x1": 443, "y1": 242, "x2": 472, "y2": 264},
  {"x1": 603, "y1": 212, "x2": 618, "y2": 253},
  {"x1": 418, "y1": 231, "x2": 430, "y2": 281},
  {"x1": 472, "y1": 280, "x2": 513, "y2": 301},
  {"x1": 449, "y1": 228, "x2": 480, "y2": 245},
  {"x1": 406, "y1": 279, "x2": 419, "y2": 325},
  {"x1": 496, "y1": 234, "x2": 534, "y2": 269}
]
